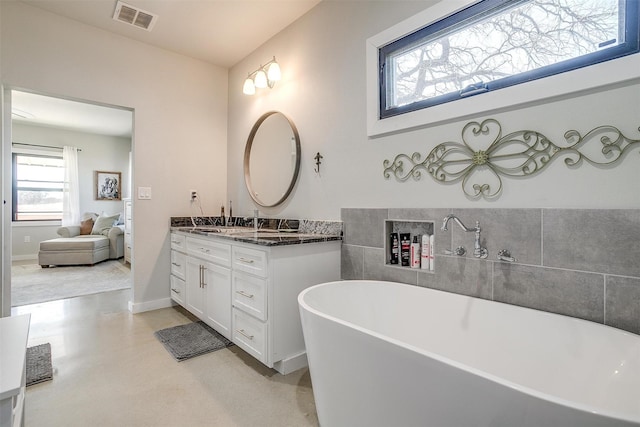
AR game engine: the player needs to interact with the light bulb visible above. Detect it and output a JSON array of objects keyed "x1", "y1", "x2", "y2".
[
  {"x1": 243, "y1": 77, "x2": 255, "y2": 95},
  {"x1": 254, "y1": 69, "x2": 268, "y2": 88},
  {"x1": 267, "y1": 61, "x2": 281, "y2": 82}
]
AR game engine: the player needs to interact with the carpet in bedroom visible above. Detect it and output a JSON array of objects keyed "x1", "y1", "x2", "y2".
[{"x1": 11, "y1": 260, "x2": 131, "y2": 307}]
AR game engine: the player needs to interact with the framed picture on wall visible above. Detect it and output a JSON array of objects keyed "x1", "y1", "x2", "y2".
[{"x1": 96, "y1": 171, "x2": 122, "y2": 200}]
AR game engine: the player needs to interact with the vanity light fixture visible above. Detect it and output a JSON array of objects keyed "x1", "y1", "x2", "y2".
[{"x1": 242, "y1": 57, "x2": 281, "y2": 95}]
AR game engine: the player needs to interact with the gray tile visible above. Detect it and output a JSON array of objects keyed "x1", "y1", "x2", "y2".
[
  {"x1": 363, "y1": 247, "x2": 418, "y2": 285},
  {"x1": 417, "y1": 256, "x2": 492, "y2": 299},
  {"x1": 493, "y1": 264, "x2": 604, "y2": 323},
  {"x1": 341, "y1": 244, "x2": 364, "y2": 280},
  {"x1": 605, "y1": 276, "x2": 640, "y2": 335},
  {"x1": 341, "y1": 208, "x2": 388, "y2": 248},
  {"x1": 543, "y1": 209, "x2": 640, "y2": 277},
  {"x1": 446, "y1": 208, "x2": 542, "y2": 265}
]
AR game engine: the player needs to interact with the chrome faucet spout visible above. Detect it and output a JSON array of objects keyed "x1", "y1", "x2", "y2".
[
  {"x1": 441, "y1": 214, "x2": 474, "y2": 232},
  {"x1": 440, "y1": 214, "x2": 488, "y2": 259}
]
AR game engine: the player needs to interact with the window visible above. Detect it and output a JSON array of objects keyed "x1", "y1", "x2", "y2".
[
  {"x1": 12, "y1": 153, "x2": 64, "y2": 221},
  {"x1": 379, "y1": 0, "x2": 639, "y2": 118}
]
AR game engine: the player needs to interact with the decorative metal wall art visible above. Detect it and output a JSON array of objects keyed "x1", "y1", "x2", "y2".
[{"x1": 383, "y1": 119, "x2": 640, "y2": 198}]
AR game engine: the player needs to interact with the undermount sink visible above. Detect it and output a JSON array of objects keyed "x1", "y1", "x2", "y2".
[
  {"x1": 180, "y1": 227, "x2": 326, "y2": 239},
  {"x1": 183, "y1": 227, "x2": 250, "y2": 234}
]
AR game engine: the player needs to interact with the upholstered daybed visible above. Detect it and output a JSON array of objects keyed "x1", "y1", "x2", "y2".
[{"x1": 38, "y1": 213, "x2": 124, "y2": 267}]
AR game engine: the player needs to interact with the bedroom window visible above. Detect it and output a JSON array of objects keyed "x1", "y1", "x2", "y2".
[
  {"x1": 12, "y1": 153, "x2": 64, "y2": 221},
  {"x1": 379, "y1": 0, "x2": 639, "y2": 118}
]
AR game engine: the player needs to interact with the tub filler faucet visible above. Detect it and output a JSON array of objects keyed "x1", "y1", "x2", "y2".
[{"x1": 441, "y1": 214, "x2": 488, "y2": 259}]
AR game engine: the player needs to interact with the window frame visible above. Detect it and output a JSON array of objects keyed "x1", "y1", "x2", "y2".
[
  {"x1": 12, "y1": 151, "x2": 65, "y2": 222},
  {"x1": 379, "y1": 0, "x2": 640, "y2": 119}
]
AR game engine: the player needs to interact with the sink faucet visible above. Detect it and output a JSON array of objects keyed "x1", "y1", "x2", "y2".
[{"x1": 441, "y1": 214, "x2": 488, "y2": 259}]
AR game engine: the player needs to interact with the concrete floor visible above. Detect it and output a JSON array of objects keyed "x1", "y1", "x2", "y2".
[{"x1": 12, "y1": 289, "x2": 319, "y2": 427}]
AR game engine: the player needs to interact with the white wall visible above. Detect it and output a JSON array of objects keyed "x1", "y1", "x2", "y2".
[
  {"x1": 11, "y1": 123, "x2": 131, "y2": 258},
  {"x1": 1, "y1": 2, "x2": 228, "y2": 311},
  {"x1": 0, "y1": 2, "x2": 6, "y2": 317},
  {"x1": 228, "y1": 1, "x2": 640, "y2": 221}
]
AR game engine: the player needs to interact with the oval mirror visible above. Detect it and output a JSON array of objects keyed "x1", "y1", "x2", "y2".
[{"x1": 244, "y1": 111, "x2": 301, "y2": 208}]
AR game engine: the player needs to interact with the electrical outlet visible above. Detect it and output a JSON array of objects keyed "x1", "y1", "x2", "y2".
[
  {"x1": 24, "y1": 236, "x2": 31, "y2": 243},
  {"x1": 190, "y1": 189, "x2": 198, "y2": 201}
]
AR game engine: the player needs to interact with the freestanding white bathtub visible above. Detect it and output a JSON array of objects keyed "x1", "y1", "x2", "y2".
[{"x1": 298, "y1": 280, "x2": 640, "y2": 427}]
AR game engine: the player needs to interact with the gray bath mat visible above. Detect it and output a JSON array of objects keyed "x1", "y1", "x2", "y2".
[
  {"x1": 154, "y1": 321, "x2": 232, "y2": 361},
  {"x1": 26, "y1": 343, "x2": 53, "y2": 386}
]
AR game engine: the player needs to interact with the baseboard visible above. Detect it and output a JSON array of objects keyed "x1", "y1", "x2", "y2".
[
  {"x1": 128, "y1": 297, "x2": 173, "y2": 314},
  {"x1": 273, "y1": 351, "x2": 308, "y2": 375},
  {"x1": 12, "y1": 254, "x2": 38, "y2": 262}
]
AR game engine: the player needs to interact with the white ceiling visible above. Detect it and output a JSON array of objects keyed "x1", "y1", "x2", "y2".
[
  {"x1": 12, "y1": 0, "x2": 323, "y2": 137},
  {"x1": 12, "y1": 91, "x2": 134, "y2": 138},
  {"x1": 19, "y1": 0, "x2": 322, "y2": 68}
]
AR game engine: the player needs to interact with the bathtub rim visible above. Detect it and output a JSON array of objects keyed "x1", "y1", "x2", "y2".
[{"x1": 298, "y1": 279, "x2": 640, "y2": 425}]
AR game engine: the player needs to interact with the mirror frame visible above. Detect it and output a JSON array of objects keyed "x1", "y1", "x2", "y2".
[{"x1": 243, "y1": 111, "x2": 301, "y2": 208}]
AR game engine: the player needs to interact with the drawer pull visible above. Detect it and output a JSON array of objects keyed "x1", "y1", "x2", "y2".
[
  {"x1": 236, "y1": 290, "x2": 254, "y2": 299},
  {"x1": 238, "y1": 257, "x2": 254, "y2": 264},
  {"x1": 236, "y1": 329, "x2": 254, "y2": 340},
  {"x1": 171, "y1": 288, "x2": 181, "y2": 294},
  {"x1": 200, "y1": 248, "x2": 211, "y2": 253},
  {"x1": 171, "y1": 262, "x2": 181, "y2": 267}
]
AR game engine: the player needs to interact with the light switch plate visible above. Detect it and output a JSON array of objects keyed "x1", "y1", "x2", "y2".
[{"x1": 138, "y1": 186, "x2": 152, "y2": 200}]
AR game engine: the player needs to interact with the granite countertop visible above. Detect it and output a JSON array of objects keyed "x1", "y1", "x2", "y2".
[{"x1": 171, "y1": 226, "x2": 342, "y2": 247}]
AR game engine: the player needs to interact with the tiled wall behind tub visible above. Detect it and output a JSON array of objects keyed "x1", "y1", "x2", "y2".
[{"x1": 341, "y1": 208, "x2": 640, "y2": 336}]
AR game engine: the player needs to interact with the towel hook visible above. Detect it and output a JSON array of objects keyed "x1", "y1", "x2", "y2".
[{"x1": 314, "y1": 152, "x2": 323, "y2": 174}]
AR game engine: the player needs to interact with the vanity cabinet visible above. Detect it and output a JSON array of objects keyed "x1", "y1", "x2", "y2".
[
  {"x1": 184, "y1": 236, "x2": 232, "y2": 340},
  {"x1": 170, "y1": 230, "x2": 341, "y2": 374},
  {"x1": 230, "y1": 241, "x2": 341, "y2": 374},
  {"x1": 170, "y1": 234, "x2": 187, "y2": 305},
  {"x1": 185, "y1": 257, "x2": 232, "y2": 338}
]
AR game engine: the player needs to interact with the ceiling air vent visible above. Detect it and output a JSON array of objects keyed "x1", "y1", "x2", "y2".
[{"x1": 113, "y1": 1, "x2": 158, "y2": 31}]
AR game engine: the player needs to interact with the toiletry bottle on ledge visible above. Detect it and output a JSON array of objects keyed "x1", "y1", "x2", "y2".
[
  {"x1": 410, "y1": 236, "x2": 421, "y2": 269},
  {"x1": 429, "y1": 234, "x2": 435, "y2": 271},
  {"x1": 390, "y1": 233, "x2": 399, "y2": 264},
  {"x1": 400, "y1": 233, "x2": 411, "y2": 267},
  {"x1": 421, "y1": 234, "x2": 430, "y2": 270}
]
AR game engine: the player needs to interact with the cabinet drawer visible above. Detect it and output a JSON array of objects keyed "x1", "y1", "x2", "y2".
[
  {"x1": 232, "y1": 272, "x2": 267, "y2": 321},
  {"x1": 170, "y1": 275, "x2": 185, "y2": 306},
  {"x1": 171, "y1": 250, "x2": 186, "y2": 279},
  {"x1": 187, "y1": 237, "x2": 231, "y2": 267},
  {"x1": 233, "y1": 308, "x2": 267, "y2": 364},
  {"x1": 170, "y1": 233, "x2": 186, "y2": 251},
  {"x1": 232, "y1": 246, "x2": 268, "y2": 278}
]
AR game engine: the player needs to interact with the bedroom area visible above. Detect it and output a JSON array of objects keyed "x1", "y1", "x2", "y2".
[{"x1": 10, "y1": 90, "x2": 133, "y2": 308}]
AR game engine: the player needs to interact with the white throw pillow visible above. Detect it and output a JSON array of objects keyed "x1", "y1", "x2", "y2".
[{"x1": 91, "y1": 213, "x2": 120, "y2": 235}]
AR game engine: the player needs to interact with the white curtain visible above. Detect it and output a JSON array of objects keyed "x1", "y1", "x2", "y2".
[{"x1": 62, "y1": 146, "x2": 80, "y2": 226}]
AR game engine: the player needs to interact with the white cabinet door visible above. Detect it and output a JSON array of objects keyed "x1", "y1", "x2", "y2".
[
  {"x1": 185, "y1": 256, "x2": 205, "y2": 318},
  {"x1": 203, "y1": 262, "x2": 232, "y2": 340}
]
